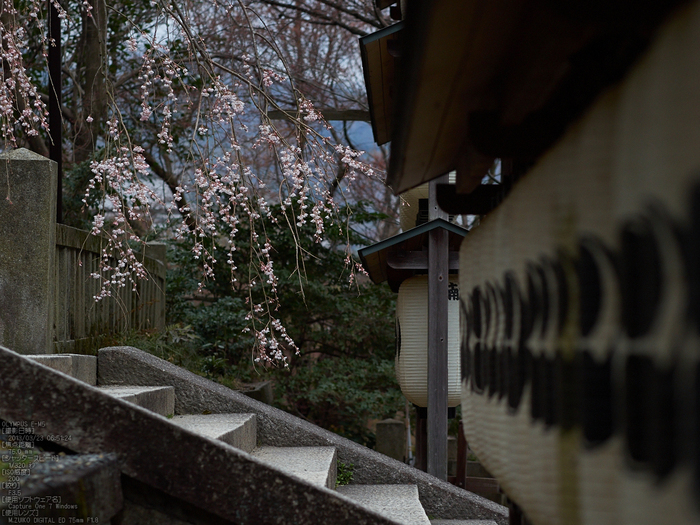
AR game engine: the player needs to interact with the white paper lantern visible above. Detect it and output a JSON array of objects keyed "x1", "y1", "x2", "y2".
[{"x1": 395, "y1": 275, "x2": 461, "y2": 407}]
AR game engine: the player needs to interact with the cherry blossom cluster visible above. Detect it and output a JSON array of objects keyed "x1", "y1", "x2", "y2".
[
  {"x1": 0, "y1": 0, "x2": 50, "y2": 147},
  {"x1": 86, "y1": 145, "x2": 160, "y2": 297}
]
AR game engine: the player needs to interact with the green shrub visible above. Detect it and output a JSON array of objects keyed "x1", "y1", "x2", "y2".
[{"x1": 336, "y1": 462, "x2": 354, "y2": 487}]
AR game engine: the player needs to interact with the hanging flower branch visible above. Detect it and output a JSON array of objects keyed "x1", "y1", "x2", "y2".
[{"x1": 0, "y1": 0, "x2": 378, "y2": 364}]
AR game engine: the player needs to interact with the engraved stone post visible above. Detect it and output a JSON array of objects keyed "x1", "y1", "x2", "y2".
[
  {"x1": 376, "y1": 419, "x2": 406, "y2": 462},
  {"x1": 0, "y1": 149, "x2": 57, "y2": 354}
]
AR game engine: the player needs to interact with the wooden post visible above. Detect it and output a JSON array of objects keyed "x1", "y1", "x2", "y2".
[
  {"x1": 429, "y1": 175, "x2": 450, "y2": 222},
  {"x1": 415, "y1": 408, "x2": 427, "y2": 471},
  {"x1": 509, "y1": 501, "x2": 527, "y2": 525},
  {"x1": 456, "y1": 419, "x2": 467, "y2": 488},
  {"x1": 427, "y1": 175, "x2": 449, "y2": 480}
]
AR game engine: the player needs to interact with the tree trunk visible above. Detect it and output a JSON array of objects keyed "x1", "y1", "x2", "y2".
[{"x1": 74, "y1": 0, "x2": 107, "y2": 163}]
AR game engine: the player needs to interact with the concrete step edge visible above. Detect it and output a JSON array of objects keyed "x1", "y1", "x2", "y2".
[
  {"x1": 170, "y1": 413, "x2": 257, "y2": 453},
  {"x1": 26, "y1": 354, "x2": 97, "y2": 385},
  {"x1": 98, "y1": 385, "x2": 174, "y2": 416},
  {"x1": 337, "y1": 484, "x2": 430, "y2": 525},
  {"x1": 251, "y1": 445, "x2": 337, "y2": 490}
]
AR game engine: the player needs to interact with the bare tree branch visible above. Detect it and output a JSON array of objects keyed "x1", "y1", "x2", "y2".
[
  {"x1": 255, "y1": 0, "x2": 371, "y2": 36},
  {"x1": 143, "y1": 150, "x2": 198, "y2": 232}
]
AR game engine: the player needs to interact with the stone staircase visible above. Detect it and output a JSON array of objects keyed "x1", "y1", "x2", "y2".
[{"x1": 0, "y1": 346, "x2": 507, "y2": 524}]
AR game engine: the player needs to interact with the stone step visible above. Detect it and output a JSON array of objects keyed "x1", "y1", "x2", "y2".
[
  {"x1": 337, "y1": 485, "x2": 430, "y2": 525},
  {"x1": 250, "y1": 446, "x2": 337, "y2": 489},
  {"x1": 6, "y1": 347, "x2": 508, "y2": 525},
  {"x1": 170, "y1": 413, "x2": 257, "y2": 453},
  {"x1": 98, "y1": 385, "x2": 174, "y2": 417},
  {"x1": 26, "y1": 354, "x2": 97, "y2": 385}
]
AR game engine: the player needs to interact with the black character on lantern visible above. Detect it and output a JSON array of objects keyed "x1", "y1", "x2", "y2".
[{"x1": 448, "y1": 282, "x2": 459, "y2": 301}]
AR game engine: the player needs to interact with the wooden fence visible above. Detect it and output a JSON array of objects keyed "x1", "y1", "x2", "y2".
[{"x1": 53, "y1": 225, "x2": 166, "y2": 354}]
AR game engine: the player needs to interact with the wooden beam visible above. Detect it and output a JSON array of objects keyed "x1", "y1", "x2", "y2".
[
  {"x1": 386, "y1": 250, "x2": 459, "y2": 270},
  {"x1": 266, "y1": 109, "x2": 371, "y2": 122}
]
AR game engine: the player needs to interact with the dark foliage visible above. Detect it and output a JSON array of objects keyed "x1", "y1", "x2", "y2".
[{"x1": 165, "y1": 199, "x2": 402, "y2": 446}]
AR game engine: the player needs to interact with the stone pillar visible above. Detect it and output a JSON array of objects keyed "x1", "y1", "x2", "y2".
[
  {"x1": 375, "y1": 419, "x2": 406, "y2": 462},
  {"x1": 144, "y1": 241, "x2": 167, "y2": 331},
  {"x1": 448, "y1": 436, "x2": 458, "y2": 477},
  {"x1": 144, "y1": 241, "x2": 166, "y2": 265},
  {"x1": 0, "y1": 149, "x2": 57, "y2": 354}
]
